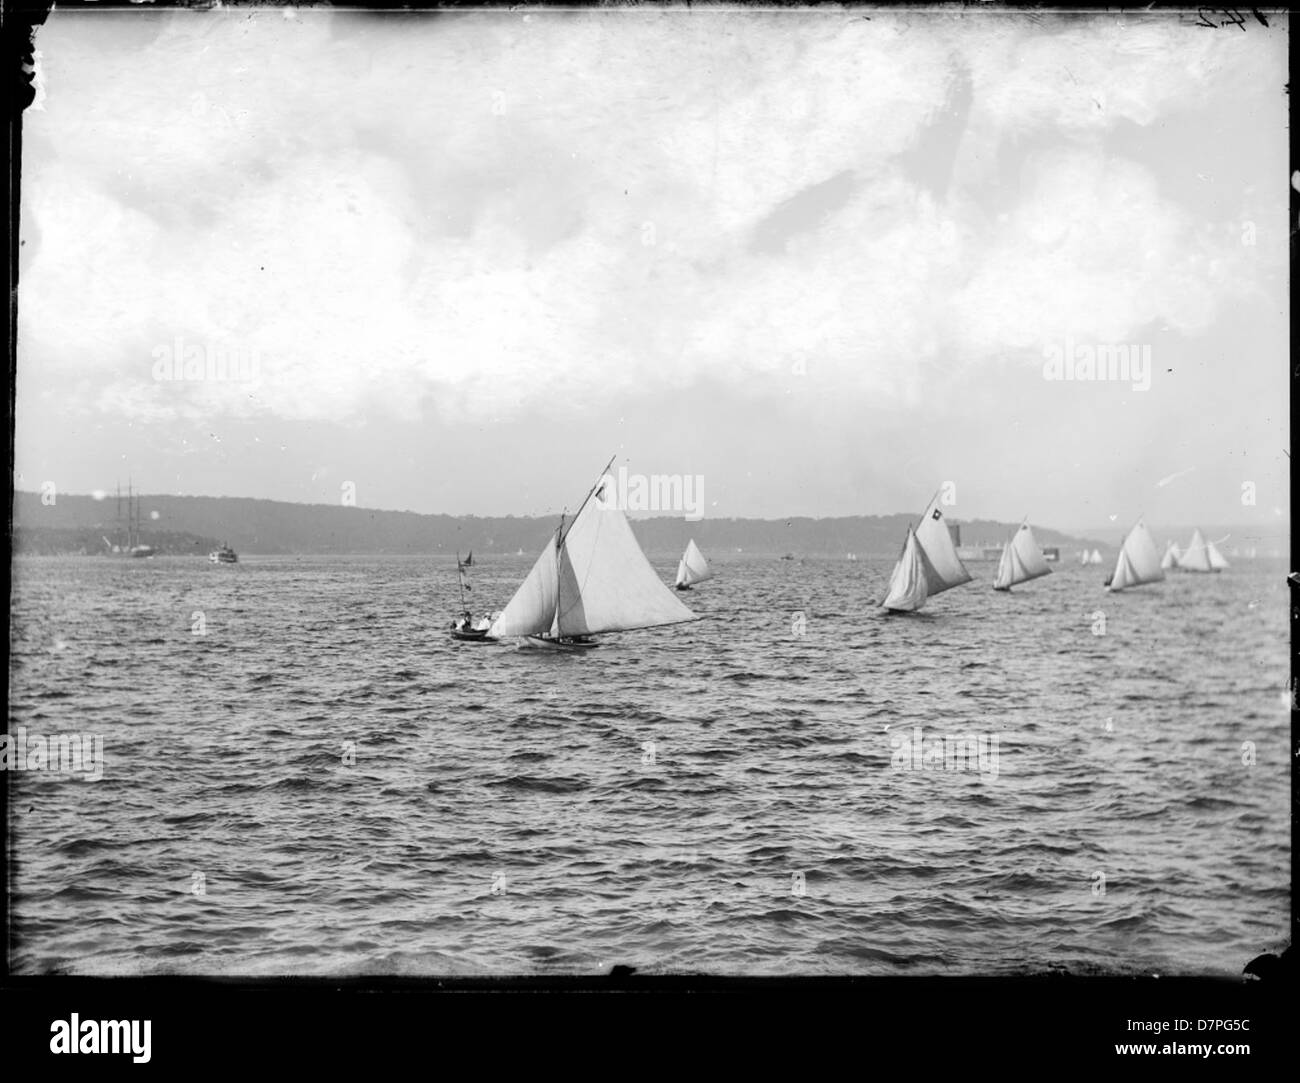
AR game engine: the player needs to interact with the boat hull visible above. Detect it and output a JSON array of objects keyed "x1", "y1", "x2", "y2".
[
  {"x1": 450, "y1": 628, "x2": 496, "y2": 643},
  {"x1": 520, "y1": 635, "x2": 599, "y2": 651}
]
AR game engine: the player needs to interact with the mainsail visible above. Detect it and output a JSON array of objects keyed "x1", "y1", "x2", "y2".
[
  {"x1": 1179, "y1": 528, "x2": 1228, "y2": 572},
  {"x1": 674, "y1": 539, "x2": 712, "y2": 589},
  {"x1": 489, "y1": 463, "x2": 699, "y2": 641},
  {"x1": 881, "y1": 494, "x2": 972, "y2": 612},
  {"x1": 993, "y1": 521, "x2": 1052, "y2": 591},
  {"x1": 556, "y1": 495, "x2": 698, "y2": 636},
  {"x1": 1108, "y1": 521, "x2": 1165, "y2": 591},
  {"x1": 914, "y1": 496, "x2": 972, "y2": 596},
  {"x1": 1160, "y1": 540, "x2": 1181, "y2": 570}
]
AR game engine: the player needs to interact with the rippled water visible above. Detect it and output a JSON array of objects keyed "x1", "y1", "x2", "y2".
[{"x1": 7, "y1": 552, "x2": 1289, "y2": 976}]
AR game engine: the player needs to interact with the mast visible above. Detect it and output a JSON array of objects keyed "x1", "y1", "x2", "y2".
[
  {"x1": 560, "y1": 453, "x2": 617, "y2": 547},
  {"x1": 455, "y1": 552, "x2": 467, "y2": 612}
]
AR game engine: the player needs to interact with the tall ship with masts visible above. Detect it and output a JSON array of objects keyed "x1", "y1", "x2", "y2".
[{"x1": 101, "y1": 481, "x2": 157, "y2": 558}]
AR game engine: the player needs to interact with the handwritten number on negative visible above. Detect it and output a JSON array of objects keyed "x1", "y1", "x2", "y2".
[{"x1": 1196, "y1": 8, "x2": 1256, "y2": 30}]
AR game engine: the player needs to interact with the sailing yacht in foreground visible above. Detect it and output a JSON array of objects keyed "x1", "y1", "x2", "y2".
[
  {"x1": 1106, "y1": 520, "x2": 1164, "y2": 591},
  {"x1": 1177, "y1": 528, "x2": 1228, "y2": 573},
  {"x1": 881, "y1": 493, "x2": 972, "y2": 613},
  {"x1": 992, "y1": 521, "x2": 1052, "y2": 592},
  {"x1": 487, "y1": 458, "x2": 700, "y2": 650},
  {"x1": 674, "y1": 539, "x2": 712, "y2": 590}
]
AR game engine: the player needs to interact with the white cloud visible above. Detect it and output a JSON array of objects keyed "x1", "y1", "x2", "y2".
[{"x1": 17, "y1": 9, "x2": 1287, "y2": 431}]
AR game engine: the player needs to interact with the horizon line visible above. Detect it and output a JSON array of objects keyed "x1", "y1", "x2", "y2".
[{"x1": 10, "y1": 488, "x2": 1286, "y2": 538}]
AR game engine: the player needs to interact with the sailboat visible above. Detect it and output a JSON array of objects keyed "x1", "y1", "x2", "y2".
[
  {"x1": 1079, "y1": 550, "x2": 1090, "y2": 567},
  {"x1": 463, "y1": 551, "x2": 473, "y2": 567},
  {"x1": 881, "y1": 493, "x2": 972, "y2": 613},
  {"x1": 1106, "y1": 520, "x2": 1164, "y2": 591},
  {"x1": 992, "y1": 521, "x2": 1052, "y2": 592},
  {"x1": 104, "y1": 481, "x2": 156, "y2": 558},
  {"x1": 1160, "y1": 540, "x2": 1181, "y2": 571},
  {"x1": 450, "y1": 552, "x2": 493, "y2": 642},
  {"x1": 487, "y1": 457, "x2": 700, "y2": 650},
  {"x1": 1088, "y1": 549, "x2": 1103, "y2": 565},
  {"x1": 1178, "y1": 528, "x2": 1228, "y2": 573},
  {"x1": 674, "y1": 539, "x2": 712, "y2": 591}
]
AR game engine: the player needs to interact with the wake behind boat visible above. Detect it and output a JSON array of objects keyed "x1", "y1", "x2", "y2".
[{"x1": 487, "y1": 456, "x2": 700, "y2": 649}]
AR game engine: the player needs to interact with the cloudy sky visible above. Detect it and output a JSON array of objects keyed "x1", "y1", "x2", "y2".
[{"x1": 14, "y1": 7, "x2": 1289, "y2": 531}]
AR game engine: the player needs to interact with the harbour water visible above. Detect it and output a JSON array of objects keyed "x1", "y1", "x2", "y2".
[{"x1": 6, "y1": 553, "x2": 1289, "y2": 976}]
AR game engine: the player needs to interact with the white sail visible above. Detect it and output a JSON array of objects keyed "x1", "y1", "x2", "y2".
[
  {"x1": 1080, "y1": 550, "x2": 1089, "y2": 566},
  {"x1": 555, "y1": 498, "x2": 699, "y2": 636},
  {"x1": 674, "y1": 538, "x2": 712, "y2": 588},
  {"x1": 1108, "y1": 521, "x2": 1164, "y2": 591},
  {"x1": 882, "y1": 526, "x2": 929, "y2": 612},
  {"x1": 914, "y1": 495, "x2": 972, "y2": 596},
  {"x1": 995, "y1": 543, "x2": 1014, "y2": 590},
  {"x1": 1179, "y1": 528, "x2": 1222, "y2": 573},
  {"x1": 1089, "y1": 549, "x2": 1103, "y2": 565},
  {"x1": 1207, "y1": 539, "x2": 1229, "y2": 570},
  {"x1": 487, "y1": 534, "x2": 560, "y2": 637},
  {"x1": 993, "y1": 522, "x2": 1052, "y2": 590},
  {"x1": 1160, "y1": 540, "x2": 1181, "y2": 570}
]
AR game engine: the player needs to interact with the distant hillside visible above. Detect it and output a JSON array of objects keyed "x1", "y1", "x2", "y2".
[{"x1": 10, "y1": 491, "x2": 1109, "y2": 558}]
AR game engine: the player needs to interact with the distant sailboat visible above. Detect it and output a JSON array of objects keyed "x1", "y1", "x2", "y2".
[
  {"x1": 463, "y1": 551, "x2": 473, "y2": 567},
  {"x1": 102, "y1": 480, "x2": 157, "y2": 558},
  {"x1": 1088, "y1": 549, "x2": 1103, "y2": 565},
  {"x1": 488, "y1": 458, "x2": 700, "y2": 649},
  {"x1": 1160, "y1": 540, "x2": 1181, "y2": 570},
  {"x1": 992, "y1": 521, "x2": 1052, "y2": 592},
  {"x1": 881, "y1": 494, "x2": 972, "y2": 612},
  {"x1": 674, "y1": 539, "x2": 712, "y2": 591},
  {"x1": 1106, "y1": 521, "x2": 1164, "y2": 591},
  {"x1": 1079, "y1": 550, "x2": 1089, "y2": 567},
  {"x1": 1178, "y1": 528, "x2": 1228, "y2": 573}
]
